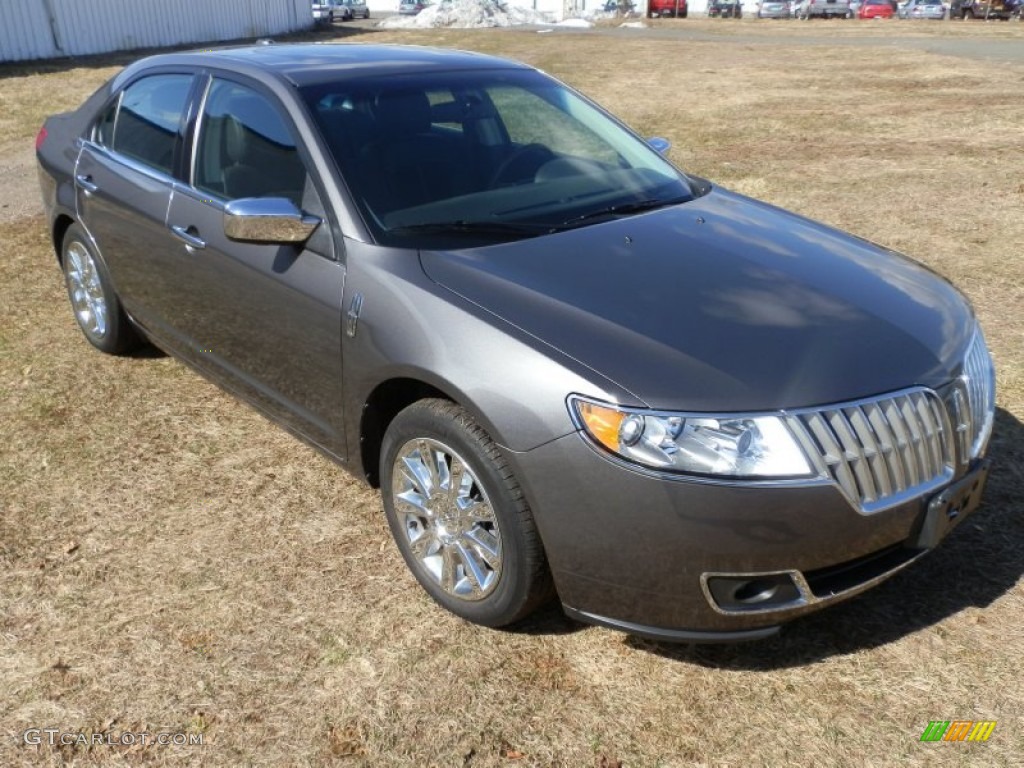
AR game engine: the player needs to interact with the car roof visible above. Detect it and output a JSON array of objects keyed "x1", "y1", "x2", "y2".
[{"x1": 116, "y1": 43, "x2": 530, "y2": 88}]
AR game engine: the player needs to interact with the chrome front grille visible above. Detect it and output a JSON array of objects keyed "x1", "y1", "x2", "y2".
[
  {"x1": 963, "y1": 330, "x2": 996, "y2": 459},
  {"x1": 787, "y1": 389, "x2": 954, "y2": 513}
]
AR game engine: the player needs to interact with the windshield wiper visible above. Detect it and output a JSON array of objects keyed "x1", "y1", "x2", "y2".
[
  {"x1": 390, "y1": 220, "x2": 550, "y2": 238},
  {"x1": 554, "y1": 196, "x2": 691, "y2": 230}
]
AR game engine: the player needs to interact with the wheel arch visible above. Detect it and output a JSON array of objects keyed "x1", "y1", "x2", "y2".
[
  {"x1": 359, "y1": 376, "x2": 459, "y2": 488},
  {"x1": 52, "y1": 214, "x2": 76, "y2": 265}
]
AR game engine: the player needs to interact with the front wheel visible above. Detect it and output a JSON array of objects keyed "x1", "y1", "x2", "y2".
[
  {"x1": 61, "y1": 223, "x2": 140, "y2": 355},
  {"x1": 380, "y1": 399, "x2": 554, "y2": 627}
]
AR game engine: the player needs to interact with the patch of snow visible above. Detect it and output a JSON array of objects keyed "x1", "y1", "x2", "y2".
[
  {"x1": 378, "y1": 0, "x2": 553, "y2": 28},
  {"x1": 553, "y1": 17, "x2": 593, "y2": 26},
  {"x1": 619, "y1": 20, "x2": 647, "y2": 26}
]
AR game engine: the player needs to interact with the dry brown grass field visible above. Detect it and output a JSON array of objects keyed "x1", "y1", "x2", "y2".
[{"x1": 1, "y1": 19, "x2": 1023, "y2": 768}]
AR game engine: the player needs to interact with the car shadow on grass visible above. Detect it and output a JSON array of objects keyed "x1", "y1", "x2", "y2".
[
  {"x1": 623, "y1": 406, "x2": 1024, "y2": 669},
  {"x1": 510, "y1": 601, "x2": 590, "y2": 638}
]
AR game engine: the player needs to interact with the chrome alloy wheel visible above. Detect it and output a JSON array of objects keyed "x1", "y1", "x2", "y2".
[
  {"x1": 392, "y1": 438, "x2": 502, "y2": 600},
  {"x1": 65, "y1": 240, "x2": 108, "y2": 340}
]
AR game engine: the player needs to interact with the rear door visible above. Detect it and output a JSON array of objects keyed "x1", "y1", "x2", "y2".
[
  {"x1": 75, "y1": 72, "x2": 196, "y2": 331},
  {"x1": 163, "y1": 75, "x2": 348, "y2": 456}
]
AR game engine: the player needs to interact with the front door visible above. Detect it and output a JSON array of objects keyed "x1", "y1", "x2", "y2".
[{"x1": 163, "y1": 77, "x2": 347, "y2": 456}]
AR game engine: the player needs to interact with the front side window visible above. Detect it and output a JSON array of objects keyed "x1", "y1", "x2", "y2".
[
  {"x1": 194, "y1": 79, "x2": 307, "y2": 208},
  {"x1": 112, "y1": 74, "x2": 192, "y2": 175}
]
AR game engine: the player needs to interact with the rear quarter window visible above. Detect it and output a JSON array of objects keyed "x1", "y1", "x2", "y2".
[{"x1": 111, "y1": 74, "x2": 193, "y2": 175}]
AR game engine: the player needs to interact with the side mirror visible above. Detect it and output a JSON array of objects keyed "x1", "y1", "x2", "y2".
[
  {"x1": 647, "y1": 137, "x2": 671, "y2": 155},
  {"x1": 223, "y1": 197, "x2": 320, "y2": 244}
]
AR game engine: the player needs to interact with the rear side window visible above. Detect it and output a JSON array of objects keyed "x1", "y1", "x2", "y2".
[
  {"x1": 111, "y1": 74, "x2": 192, "y2": 175},
  {"x1": 194, "y1": 79, "x2": 307, "y2": 208}
]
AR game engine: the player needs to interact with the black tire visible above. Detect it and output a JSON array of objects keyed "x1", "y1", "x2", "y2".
[
  {"x1": 61, "y1": 223, "x2": 141, "y2": 355},
  {"x1": 380, "y1": 399, "x2": 554, "y2": 628}
]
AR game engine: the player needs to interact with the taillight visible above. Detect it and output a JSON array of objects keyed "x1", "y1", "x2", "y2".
[{"x1": 35, "y1": 126, "x2": 48, "y2": 151}]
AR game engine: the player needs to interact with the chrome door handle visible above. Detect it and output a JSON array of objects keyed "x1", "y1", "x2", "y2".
[
  {"x1": 170, "y1": 225, "x2": 206, "y2": 250},
  {"x1": 75, "y1": 174, "x2": 99, "y2": 194}
]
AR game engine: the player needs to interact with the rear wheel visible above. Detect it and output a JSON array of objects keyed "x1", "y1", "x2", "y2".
[
  {"x1": 61, "y1": 223, "x2": 140, "y2": 355},
  {"x1": 380, "y1": 399, "x2": 553, "y2": 627}
]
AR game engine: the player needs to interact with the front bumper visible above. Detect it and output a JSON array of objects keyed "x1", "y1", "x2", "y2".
[{"x1": 508, "y1": 431, "x2": 988, "y2": 639}]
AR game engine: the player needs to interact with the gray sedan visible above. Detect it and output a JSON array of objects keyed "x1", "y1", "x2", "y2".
[
  {"x1": 898, "y1": 0, "x2": 947, "y2": 16},
  {"x1": 36, "y1": 44, "x2": 995, "y2": 642},
  {"x1": 757, "y1": 1, "x2": 792, "y2": 16}
]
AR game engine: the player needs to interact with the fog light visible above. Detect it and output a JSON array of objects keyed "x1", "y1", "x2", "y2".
[
  {"x1": 732, "y1": 579, "x2": 781, "y2": 605},
  {"x1": 705, "y1": 572, "x2": 803, "y2": 613}
]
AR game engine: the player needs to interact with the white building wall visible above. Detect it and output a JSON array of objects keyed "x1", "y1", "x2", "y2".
[{"x1": 0, "y1": 0, "x2": 314, "y2": 63}]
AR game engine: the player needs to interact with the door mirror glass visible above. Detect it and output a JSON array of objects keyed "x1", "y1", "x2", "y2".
[{"x1": 223, "y1": 197, "x2": 320, "y2": 243}]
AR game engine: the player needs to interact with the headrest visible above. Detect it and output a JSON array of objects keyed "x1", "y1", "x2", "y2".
[
  {"x1": 224, "y1": 115, "x2": 248, "y2": 164},
  {"x1": 374, "y1": 90, "x2": 432, "y2": 134}
]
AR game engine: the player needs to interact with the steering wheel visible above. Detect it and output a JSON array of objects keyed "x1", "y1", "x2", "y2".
[{"x1": 489, "y1": 144, "x2": 557, "y2": 187}]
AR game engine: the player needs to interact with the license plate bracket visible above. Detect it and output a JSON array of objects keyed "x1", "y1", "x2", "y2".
[{"x1": 913, "y1": 461, "x2": 990, "y2": 551}]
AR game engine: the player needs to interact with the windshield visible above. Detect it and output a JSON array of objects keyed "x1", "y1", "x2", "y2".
[{"x1": 301, "y1": 69, "x2": 695, "y2": 248}]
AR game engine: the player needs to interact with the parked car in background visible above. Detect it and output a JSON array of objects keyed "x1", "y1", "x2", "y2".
[
  {"x1": 312, "y1": 2, "x2": 333, "y2": 23},
  {"x1": 398, "y1": 0, "x2": 428, "y2": 14},
  {"x1": 341, "y1": 0, "x2": 371, "y2": 19},
  {"x1": 312, "y1": 0, "x2": 349, "y2": 23},
  {"x1": 36, "y1": 43, "x2": 996, "y2": 644},
  {"x1": 859, "y1": 0, "x2": 895, "y2": 15},
  {"x1": 758, "y1": 0, "x2": 792, "y2": 16},
  {"x1": 950, "y1": 0, "x2": 1020, "y2": 16},
  {"x1": 795, "y1": 0, "x2": 854, "y2": 17},
  {"x1": 648, "y1": 0, "x2": 688, "y2": 17},
  {"x1": 898, "y1": 0, "x2": 946, "y2": 16},
  {"x1": 708, "y1": 0, "x2": 743, "y2": 15}
]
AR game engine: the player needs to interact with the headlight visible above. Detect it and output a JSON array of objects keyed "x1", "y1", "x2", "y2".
[{"x1": 570, "y1": 397, "x2": 814, "y2": 479}]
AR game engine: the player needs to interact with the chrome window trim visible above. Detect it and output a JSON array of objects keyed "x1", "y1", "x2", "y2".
[
  {"x1": 81, "y1": 140, "x2": 181, "y2": 190},
  {"x1": 189, "y1": 75, "x2": 214, "y2": 192}
]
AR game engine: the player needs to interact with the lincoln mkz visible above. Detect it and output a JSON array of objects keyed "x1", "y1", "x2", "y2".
[{"x1": 37, "y1": 44, "x2": 995, "y2": 642}]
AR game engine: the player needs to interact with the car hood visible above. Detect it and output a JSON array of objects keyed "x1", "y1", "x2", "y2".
[{"x1": 419, "y1": 186, "x2": 974, "y2": 412}]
